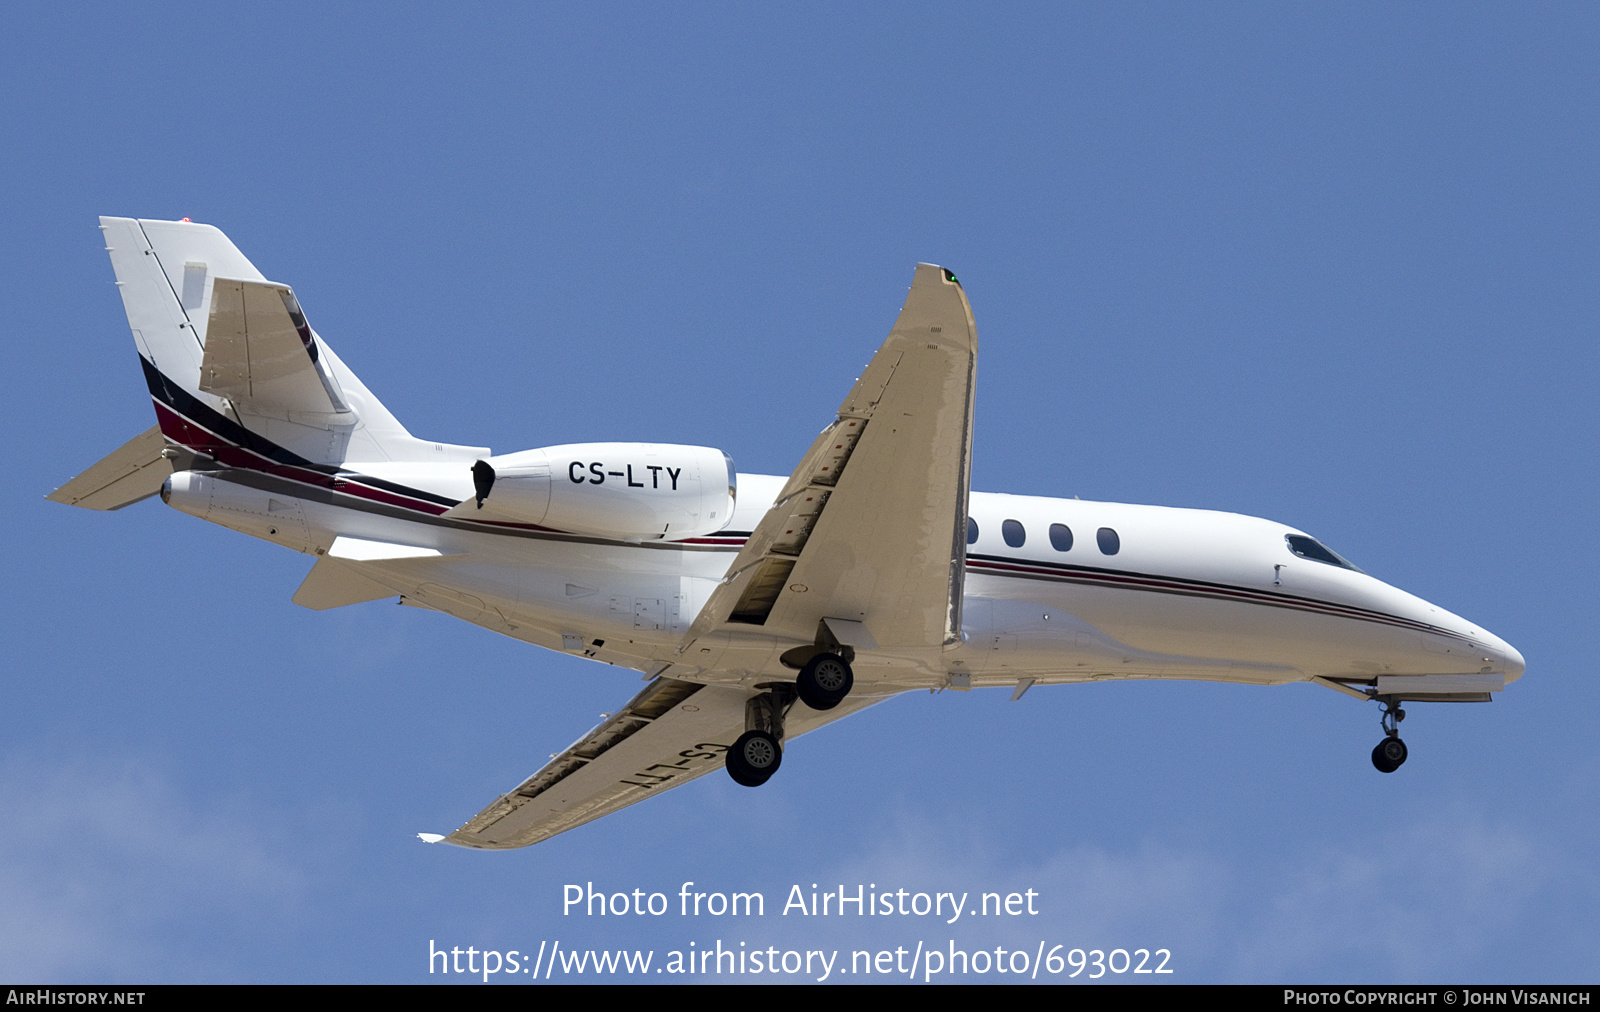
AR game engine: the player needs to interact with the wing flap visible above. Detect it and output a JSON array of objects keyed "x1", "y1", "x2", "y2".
[
  {"x1": 46, "y1": 426, "x2": 174, "y2": 510},
  {"x1": 444, "y1": 678, "x2": 744, "y2": 849}
]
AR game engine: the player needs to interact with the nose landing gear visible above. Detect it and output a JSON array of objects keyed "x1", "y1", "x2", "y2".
[{"x1": 1371, "y1": 696, "x2": 1408, "y2": 773}]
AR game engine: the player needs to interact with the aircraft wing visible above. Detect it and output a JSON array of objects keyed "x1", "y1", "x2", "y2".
[
  {"x1": 436, "y1": 677, "x2": 888, "y2": 849},
  {"x1": 680, "y1": 263, "x2": 977, "y2": 653}
]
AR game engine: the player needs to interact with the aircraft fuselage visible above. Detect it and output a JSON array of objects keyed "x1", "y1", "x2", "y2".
[{"x1": 159, "y1": 464, "x2": 1524, "y2": 698}]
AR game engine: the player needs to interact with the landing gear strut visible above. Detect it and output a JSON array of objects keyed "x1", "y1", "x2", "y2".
[
  {"x1": 1371, "y1": 696, "x2": 1408, "y2": 773},
  {"x1": 726, "y1": 685, "x2": 794, "y2": 788}
]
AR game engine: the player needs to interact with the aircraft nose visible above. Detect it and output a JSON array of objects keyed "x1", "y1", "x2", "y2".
[
  {"x1": 1500, "y1": 639, "x2": 1526, "y2": 682},
  {"x1": 1478, "y1": 629, "x2": 1525, "y2": 683}
]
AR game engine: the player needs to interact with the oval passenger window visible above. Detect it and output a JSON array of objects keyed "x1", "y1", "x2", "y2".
[
  {"x1": 1096, "y1": 527, "x2": 1120, "y2": 555},
  {"x1": 1002, "y1": 519, "x2": 1026, "y2": 548},
  {"x1": 967, "y1": 518, "x2": 979, "y2": 545},
  {"x1": 1049, "y1": 523, "x2": 1073, "y2": 551}
]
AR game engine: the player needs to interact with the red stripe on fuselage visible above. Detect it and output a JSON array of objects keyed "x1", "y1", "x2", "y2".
[
  {"x1": 150, "y1": 399, "x2": 1460, "y2": 640},
  {"x1": 964, "y1": 557, "x2": 1444, "y2": 637},
  {"x1": 153, "y1": 400, "x2": 451, "y2": 517}
]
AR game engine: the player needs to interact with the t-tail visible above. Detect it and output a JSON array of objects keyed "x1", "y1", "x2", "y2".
[{"x1": 48, "y1": 218, "x2": 486, "y2": 511}]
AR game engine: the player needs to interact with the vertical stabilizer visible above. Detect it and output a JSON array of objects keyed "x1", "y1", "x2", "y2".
[{"x1": 100, "y1": 217, "x2": 485, "y2": 466}]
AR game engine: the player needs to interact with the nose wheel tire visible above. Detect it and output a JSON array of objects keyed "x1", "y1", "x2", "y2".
[
  {"x1": 1371, "y1": 736, "x2": 1408, "y2": 773},
  {"x1": 796, "y1": 653, "x2": 854, "y2": 711},
  {"x1": 726, "y1": 729, "x2": 783, "y2": 787}
]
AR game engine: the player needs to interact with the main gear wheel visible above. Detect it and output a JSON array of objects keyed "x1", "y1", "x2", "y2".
[
  {"x1": 726, "y1": 729, "x2": 783, "y2": 787},
  {"x1": 796, "y1": 652, "x2": 854, "y2": 710}
]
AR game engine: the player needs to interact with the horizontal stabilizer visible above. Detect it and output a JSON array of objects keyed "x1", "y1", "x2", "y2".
[
  {"x1": 292, "y1": 557, "x2": 399, "y2": 610},
  {"x1": 202, "y1": 278, "x2": 349, "y2": 416},
  {"x1": 46, "y1": 426, "x2": 173, "y2": 510}
]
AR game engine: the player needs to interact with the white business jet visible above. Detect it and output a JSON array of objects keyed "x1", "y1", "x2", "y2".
[{"x1": 50, "y1": 218, "x2": 1524, "y2": 849}]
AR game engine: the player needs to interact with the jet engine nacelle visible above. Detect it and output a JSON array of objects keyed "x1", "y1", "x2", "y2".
[
  {"x1": 450, "y1": 442, "x2": 736, "y2": 540},
  {"x1": 160, "y1": 470, "x2": 313, "y2": 552}
]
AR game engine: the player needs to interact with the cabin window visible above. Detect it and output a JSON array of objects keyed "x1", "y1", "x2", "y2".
[
  {"x1": 1002, "y1": 519, "x2": 1026, "y2": 548},
  {"x1": 967, "y1": 518, "x2": 979, "y2": 545},
  {"x1": 1286, "y1": 534, "x2": 1361, "y2": 572},
  {"x1": 1049, "y1": 523, "x2": 1073, "y2": 552},
  {"x1": 1096, "y1": 527, "x2": 1120, "y2": 555}
]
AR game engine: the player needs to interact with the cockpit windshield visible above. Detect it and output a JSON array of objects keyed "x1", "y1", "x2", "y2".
[{"x1": 1285, "y1": 534, "x2": 1363, "y2": 573}]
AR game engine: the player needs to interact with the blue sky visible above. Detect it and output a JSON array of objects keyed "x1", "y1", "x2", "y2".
[{"x1": 2, "y1": 3, "x2": 1595, "y2": 983}]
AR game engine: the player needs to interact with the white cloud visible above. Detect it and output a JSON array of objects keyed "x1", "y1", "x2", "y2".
[
  {"x1": 753, "y1": 802, "x2": 1575, "y2": 981},
  {"x1": 0, "y1": 756, "x2": 307, "y2": 981},
  {"x1": 1229, "y1": 806, "x2": 1563, "y2": 981}
]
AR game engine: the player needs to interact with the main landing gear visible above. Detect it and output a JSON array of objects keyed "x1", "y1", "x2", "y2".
[
  {"x1": 727, "y1": 685, "x2": 794, "y2": 788},
  {"x1": 727, "y1": 729, "x2": 783, "y2": 787},
  {"x1": 1371, "y1": 696, "x2": 1408, "y2": 773},
  {"x1": 796, "y1": 652, "x2": 854, "y2": 711},
  {"x1": 726, "y1": 650, "x2": 856, "y2": 787}
]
